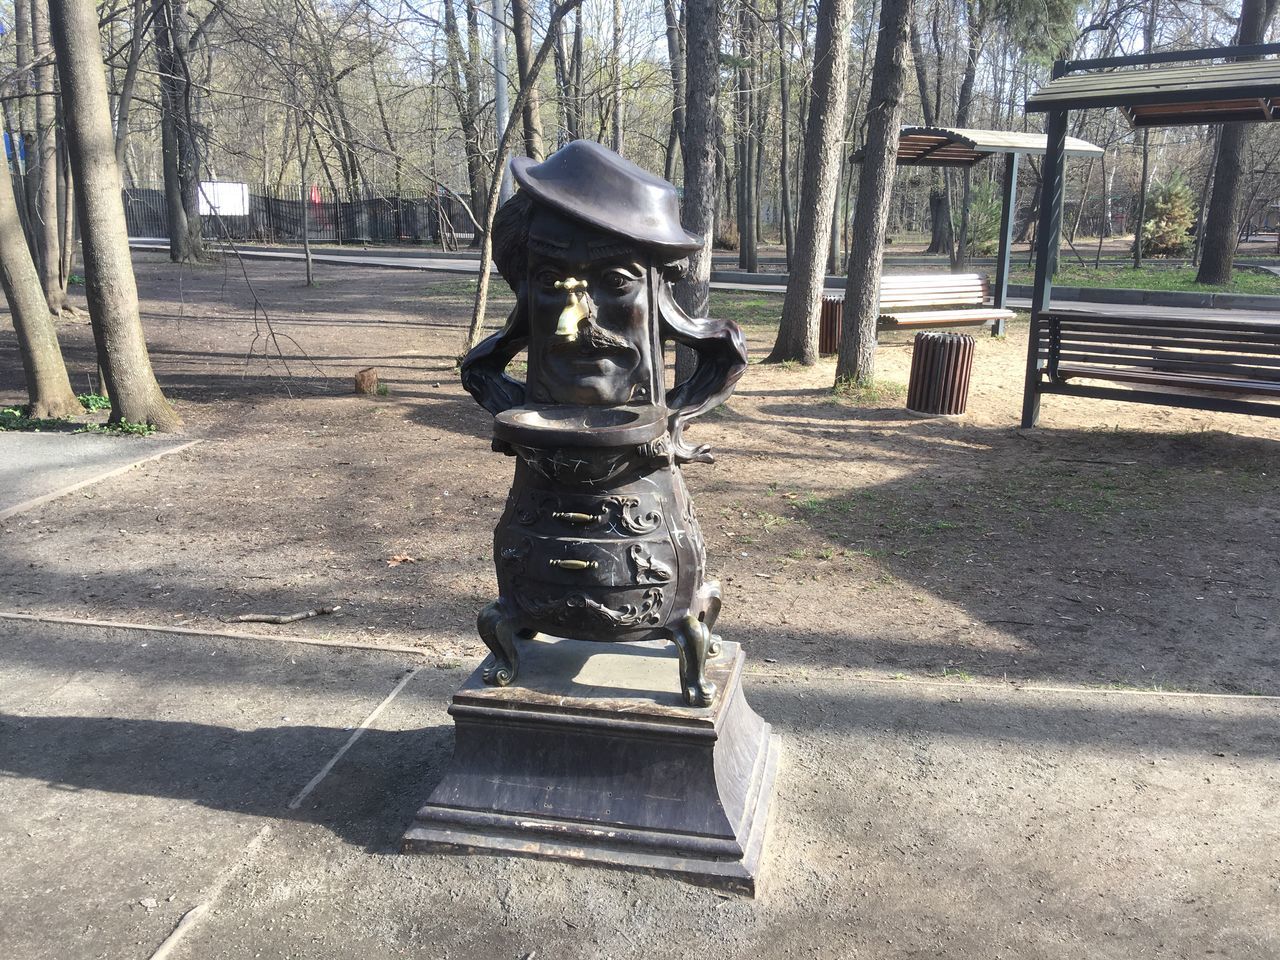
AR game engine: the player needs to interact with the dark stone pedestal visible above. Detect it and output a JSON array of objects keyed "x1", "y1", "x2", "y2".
[{"x1": 402, "y1": 636, "x2": 778, "y2": 895}]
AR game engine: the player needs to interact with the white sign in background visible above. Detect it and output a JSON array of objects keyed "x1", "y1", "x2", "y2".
[{"x1": 198, "y1": 181, "x2": 249, "y2": 217}]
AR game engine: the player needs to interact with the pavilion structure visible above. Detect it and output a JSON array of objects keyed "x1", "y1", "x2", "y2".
[
  {"x1": 859, "y1": 126, "x2": 1102, "y2": 335},
  {"x1": 1020, "y1": 43, "x2": 1280, "y2": 427}
]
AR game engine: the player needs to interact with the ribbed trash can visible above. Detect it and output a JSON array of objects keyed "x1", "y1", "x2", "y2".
[
  {"x1": 906, "y1": 332, "x2": 976, "y2": 417},
  {"x1": 818, "y1": 296, "x2": 843, "y2": 355}
]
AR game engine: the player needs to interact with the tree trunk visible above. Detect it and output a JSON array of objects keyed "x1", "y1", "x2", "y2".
[
  {"x1": 835, "y1": 0, "x2": 912, "y2": 385},
  {"x1": 765, "y1": 0, "x2": 853, "y2": 364},
  {"x1": 776, "y1": 0, "x2": 794, "y2": 266},
  {"x1": 662, "y1": 0, "x2": 686, "y2": 181},
  {"x1": 57, "y1": 127, "x2": 76, "y2": 295},
  {"x1": 1196, "y1": 0, "x2": 1278, "y2": 284},
  {"x1": 610, "y1": 0, "x2": 624, "y2": 152},
  {"x1": 735, "y1": 0, "x2": 758, "y2": 272},
  {"x1": 443, "y1": 0, "x2": 488, "y2": 246},
  {"x1": 511, "y1": 0, "x2": 546, "y2": 160},
  {"x1": 0, "y1": 143, "x2": 79, "y2": 418},
  {"x1": 153, "y1": 0, "x2": 205, "y2": 262},
  {"x1": 1133, "y1": 129, "x2": 1150, "y2": 268},
  {"x1": 31, "y1": 0, "x2": 65, "y2": 313},
  {"x1": 50, "y1": 0, "x2": 182, "y2": 432},
  {"x1": 113, "y1": 0, "x2": 148, "y2": 169},
  {"x1": 673, "y1": 0, "x2": 723, "y2": 383},
  {"x1": 13, "y1": 0, "x2": 37, "y2": 255},
  {"x1": 465, "y1": 0, "x2": 589, "y2": 350}
]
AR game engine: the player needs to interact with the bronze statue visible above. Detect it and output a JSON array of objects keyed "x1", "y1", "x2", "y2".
[{"x1": 461, "y1": 140, "x2": 748, "y2": 707}]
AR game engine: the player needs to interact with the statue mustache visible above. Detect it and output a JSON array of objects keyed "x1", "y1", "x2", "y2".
[{"x1": 550, "y1": 320, "x2": 635, "y2": 354}]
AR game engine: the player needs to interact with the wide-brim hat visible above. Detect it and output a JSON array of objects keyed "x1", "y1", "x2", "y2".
[{"x1": 510, "y1": 140, "x2": 703, "y2": 257}]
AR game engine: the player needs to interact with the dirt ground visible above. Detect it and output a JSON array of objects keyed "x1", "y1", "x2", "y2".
[{"x1": 2, "y1": 251, "x2": 1278, "y2": 696}]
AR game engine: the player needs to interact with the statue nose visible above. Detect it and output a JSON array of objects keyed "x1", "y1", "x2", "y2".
[{"x1": 553, "y1": 278, "x2": 593, "y2": 337}]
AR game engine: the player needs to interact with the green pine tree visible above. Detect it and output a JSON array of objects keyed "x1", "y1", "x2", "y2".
[{"x1": 1141, "y1": 176, "x2": 1196, "y2": 258}]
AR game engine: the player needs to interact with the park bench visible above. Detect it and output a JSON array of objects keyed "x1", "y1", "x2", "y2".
[
  {"x1": 818, "y1": 273, "x2": 1015, "y2": 353},
  {"x1": 1028, "y1": 307, "x2": 1280, "y2": 420},
  {"x1": 878, "y1": 273, "x2": 1016, "y2": 331}
]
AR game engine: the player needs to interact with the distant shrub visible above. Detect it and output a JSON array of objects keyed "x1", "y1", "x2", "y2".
[
  {"x1": 965, "y1": 180, "x2": 1001, "y2": 257},
  {"x1": 1141, "y1": 176, "x2": 1195, "y2": 257}
]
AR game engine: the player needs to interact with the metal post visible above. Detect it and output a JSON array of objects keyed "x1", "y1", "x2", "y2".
[
  {"x1": 1021, "y1": 95, "x2": 1068, "y2": 428},
  {"x1": 992, "y1": 151, "x2": 1019, "y2": 335}
]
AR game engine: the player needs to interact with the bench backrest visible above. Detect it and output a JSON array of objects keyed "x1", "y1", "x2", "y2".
[
  {"x1": 880, "y1": 273, "x2": 989, "y2": 309},
  {"x1": 1040, "y1": 310, "x2": 1280, "y2": 383}
]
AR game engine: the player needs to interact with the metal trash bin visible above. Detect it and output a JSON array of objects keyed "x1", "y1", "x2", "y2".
[
  {"x1": 818, "y1": 296, "x2": 843, "y2": 355},
  {"x1": 906, "y1": 332, "x2": 976, "y2": 417}
]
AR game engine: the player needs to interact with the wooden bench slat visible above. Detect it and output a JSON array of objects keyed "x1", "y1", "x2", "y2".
[
  {"x1": 1055, "y1": 322, "x2": 1280, "y2": 345},
  {"x1": 1043, "y1": 310, "x2": 1280, "y2": 335},
  {"x1": 1053, "y1": 341, "x2": 1280, "y2": 372},
  {"x1": 882, "y1": 308, "x2": 1013, "y2": 328},
  {"x1": 1054, "y1": 328, "x2": 1280, "y2": 355},
  {"x1": 1055, "y1": 352, "x2": 1280, "y2": 383},
  {"x1": 1055, "y1": 363, "x2": 1280, "y2": 396}
]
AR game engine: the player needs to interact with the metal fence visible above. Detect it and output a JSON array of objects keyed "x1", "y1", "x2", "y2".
[{"x1": 122, "y1": 183, "x2": 475, "y2": 246}]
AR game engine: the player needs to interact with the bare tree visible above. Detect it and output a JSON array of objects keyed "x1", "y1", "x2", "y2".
[
  {"x1": 511, "y1": 0, "x2": 546, "y2": 160},
  {"x1": 765, "y1": 0, "x2": 853, "y2": 365},
  {"x1": 465, "y1": 0, "x2": 590, "y2": 351},
  {"x1": 1197, "y1": 0, "x2": 1280, "y2": 285},
  {"x1": 442, "y1": 0, "x2": 491, "y2": 245},
  {"x1": 50, "y1": 0, "x2": 182, "y2": 431},
  {"x1": 734, "y1": 0, "x2": 760, "y2": 272},
  {"x1": 31, "y1": 0, "x2": 65, "y2": 313},
  {"x1": 835, "y1": 0, "x2": 914, "y2": 385},
  {"x1": 775, "y1": 0, "x2": 794, "y2": 265},
  {"x1": 153, "y1": 0, "x2": 222, "y2": 262},
  {"x1": 661, "y1": 0, "x2": 686, "y2": 181},
  {"x1": 672, "y1": 0, "x2": 723, "y2": 382},
  {"x1": 0, "y1": 140, "x2": 79, "y2": 419}
]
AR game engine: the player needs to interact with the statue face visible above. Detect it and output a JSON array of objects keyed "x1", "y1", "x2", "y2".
[{"x1": 524, "y1": 205, "x2": 657, "y2": 406}]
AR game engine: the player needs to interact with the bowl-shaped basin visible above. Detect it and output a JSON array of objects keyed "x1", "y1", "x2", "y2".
[{"x1": 494, "y1": 403, "x2": 667, "y2": 449}]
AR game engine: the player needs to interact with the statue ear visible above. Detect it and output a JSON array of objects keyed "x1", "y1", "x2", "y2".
[
  {"x1": 658, "y1": 284, "x2": 748, "y2": 464},
  {"x1": 460, "y1": 296, "x2": 529, "y2": 416}
]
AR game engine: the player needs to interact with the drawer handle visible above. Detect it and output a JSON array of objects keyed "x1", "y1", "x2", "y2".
[
  {"x1": 548, "y1": 558, "x2": 599, "y2": 571},
  {"x1": 551, "y1": 511, "x2": 601, "y2": 525}
]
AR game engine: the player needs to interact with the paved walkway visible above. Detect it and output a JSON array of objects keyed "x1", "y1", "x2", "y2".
[
  {"x1": 131, "y1": 240, "x2": 1280, "y2": 317},
  {"x1": 1, "y1": 615, "x2": 1275, "y2": 960},
  {"x1": 0, "y1": 433, "x2": 198, "y2": 521},
  {"x1": 127, "y1": 240, "x2": 999, "y2": 301}
]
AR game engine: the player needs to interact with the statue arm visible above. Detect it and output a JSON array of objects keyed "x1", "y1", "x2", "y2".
[
  {"x1": 459, "y1": 303, "x2": 529, "y2": 416},
  {"x1": 658, "y1": 285, "x2": 748, "y2": 464}
]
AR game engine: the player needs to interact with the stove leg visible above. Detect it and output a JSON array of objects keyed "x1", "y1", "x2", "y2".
[
  {"x1": 478, "y1": 601, "x2": 520, "y2": 687},
  {"x1": 671, "y1": 613, "x2": 717, "y2": 708},
  {"x1": 698, "y1": 581, "x2": 724, "y2": 657}
]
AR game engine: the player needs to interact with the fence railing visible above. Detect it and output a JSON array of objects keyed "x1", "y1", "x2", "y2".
[{"x1": 122, "y1": 183, "x2": 476, "y2": 246}]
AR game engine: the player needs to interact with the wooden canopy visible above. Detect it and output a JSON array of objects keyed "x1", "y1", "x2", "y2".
[
  {"x1": 1019, "y1": 43, "x2": 1280, "y2": 428},
  {"x1": 1026, "y1": 45, "x2": 1280, "y2": 127},
  {"x1": 888, "y1": 126, "x2": 1104, "y2": 166}
]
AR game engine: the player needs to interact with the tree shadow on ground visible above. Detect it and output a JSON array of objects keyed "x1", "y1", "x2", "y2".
[
  {"x1": 0, "y1": 623, "x2": 455, "y2": 852},
  {"x1": 721, "y1": 418, "x2": 1280, "y2": 694},
  {"x1": 0, "y1": 712, "x2": 450, "y2": 852}
]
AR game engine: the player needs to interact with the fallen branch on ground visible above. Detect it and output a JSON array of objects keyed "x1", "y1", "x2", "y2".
[{"x1": 229, "y1": 605, "x2": 341, "y2": 625}]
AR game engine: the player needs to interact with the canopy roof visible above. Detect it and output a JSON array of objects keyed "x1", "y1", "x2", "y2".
[
  {"x1": 883, "y1": 126, "x2": 1104, "y2": 167},
  {"x1": 1026, "y1": 45, "x2": 1280, "y2": 127}
]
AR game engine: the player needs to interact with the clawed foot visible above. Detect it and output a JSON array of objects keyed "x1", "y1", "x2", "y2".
[
  {"x1": 671, "y1": 614, "x2": 717, "y2": 708},
  {"x1": 477, "y1": 601, "x2": 519, "y2": 688},
  {"x1": 481, "y1": 653, "x2": 516, "y2": 686}
]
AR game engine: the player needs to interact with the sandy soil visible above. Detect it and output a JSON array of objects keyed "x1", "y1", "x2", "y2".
[{"x1": 2, "y1": 251, "x2": 1278, "y2": 695}]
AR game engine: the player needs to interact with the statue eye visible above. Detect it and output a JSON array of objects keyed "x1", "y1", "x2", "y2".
[
  {"x1": 536, "y1": 269, "x2": 561, "y2": 291},
  {"x1": 602, "y1": 270, "x2": 636, "y2": 292}
]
